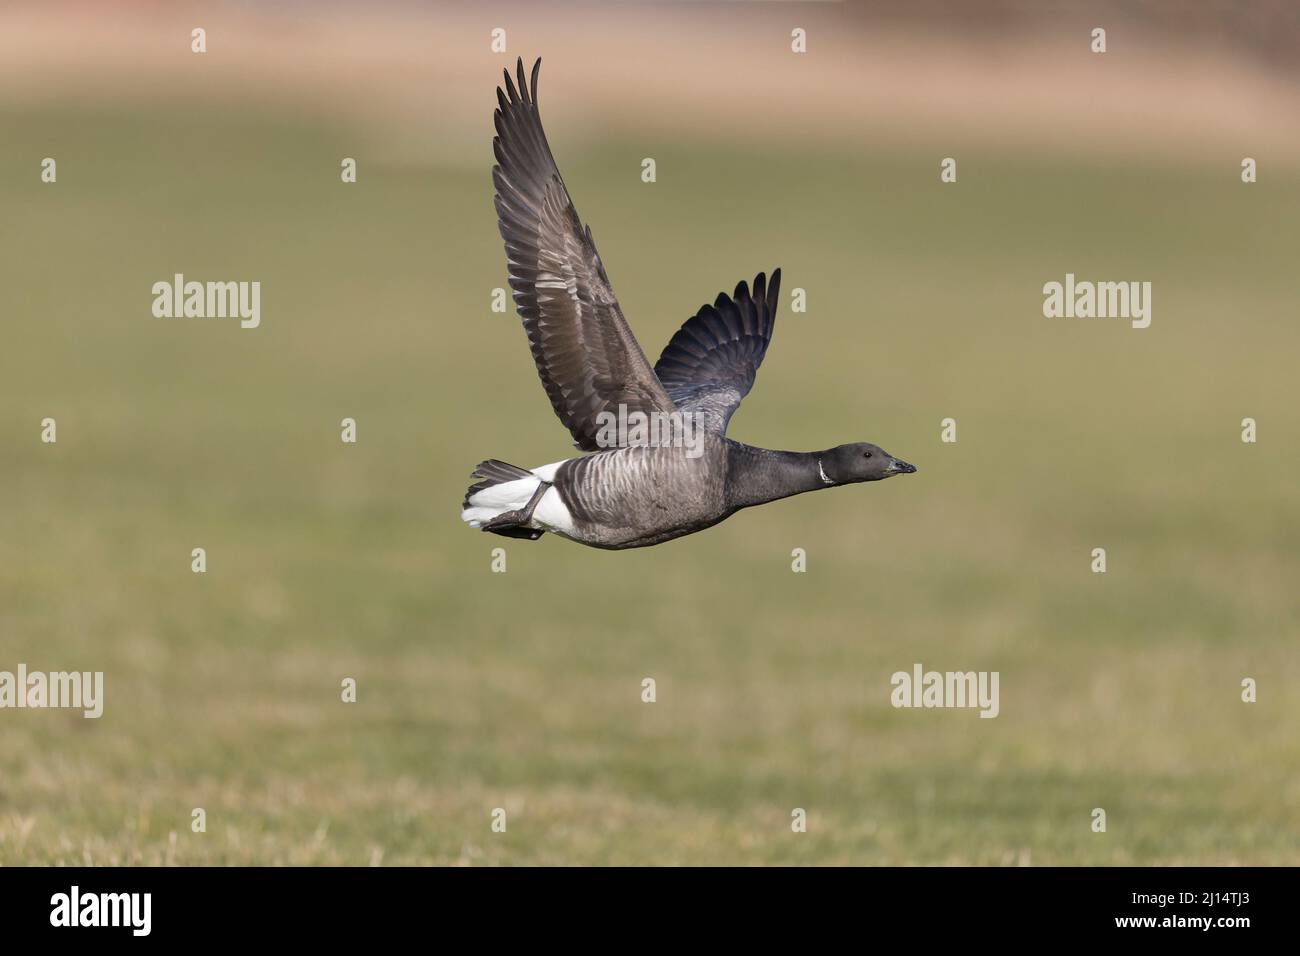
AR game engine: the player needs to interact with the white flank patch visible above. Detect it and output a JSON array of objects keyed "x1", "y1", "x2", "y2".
[
  {"x1": 530, "y1": 460, "x2": 565, "y2": 481},
  {"x1": 531, "y1": 486, "x2": 575, "y2": 534}
]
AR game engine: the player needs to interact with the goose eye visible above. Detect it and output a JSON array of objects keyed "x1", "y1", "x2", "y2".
[{"x1": 864, "y1": 451, "x2": 872, "y2": 458}]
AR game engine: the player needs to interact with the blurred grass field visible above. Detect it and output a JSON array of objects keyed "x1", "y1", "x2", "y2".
[{"x1": 2, "y1": 97, "x2": 1298, "y2": 865}]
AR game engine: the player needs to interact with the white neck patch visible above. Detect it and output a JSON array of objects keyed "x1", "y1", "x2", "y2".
[{"x1": 818, "y1": 459, "x2": 834, "y2": 484}]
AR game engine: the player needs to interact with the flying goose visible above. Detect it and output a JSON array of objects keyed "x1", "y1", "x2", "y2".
[{"x1": 462, "y1": 59, "x2": 916, "y2": 550}]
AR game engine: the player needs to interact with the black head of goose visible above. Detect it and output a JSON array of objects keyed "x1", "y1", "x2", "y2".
[{"x1": 461, "y1": 59, "x2": 916, "y2": 550}]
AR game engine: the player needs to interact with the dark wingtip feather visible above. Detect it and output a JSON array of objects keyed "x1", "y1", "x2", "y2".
[
  {"x1": 531, "y1": 57, "x2": 542, "y2": 98},
  {"x1": 653, "y1": 268, "x2": 783, "y2": 407}
]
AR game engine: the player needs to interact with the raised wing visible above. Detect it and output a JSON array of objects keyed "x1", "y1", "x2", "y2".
[
  {"x1": 493, "y1": 58, "x2": 676, "y2": 451},
  {"x1": 653, "y1": 270, "x2": 781, "y2": 435}
]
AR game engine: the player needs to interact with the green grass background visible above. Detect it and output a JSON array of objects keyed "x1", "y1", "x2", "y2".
[{"x1": 1, "y1": 103, "x2": 1297, "y2": 864}]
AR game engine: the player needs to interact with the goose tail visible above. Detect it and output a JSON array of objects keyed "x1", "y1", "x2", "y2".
[{"x1": 461, "y1": 459, "x2": 548, "y2": 540}]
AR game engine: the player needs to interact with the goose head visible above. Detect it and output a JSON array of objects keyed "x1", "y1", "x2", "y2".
[{"x1": 819, "y1": 442, "x2": 916, "y2": 484}]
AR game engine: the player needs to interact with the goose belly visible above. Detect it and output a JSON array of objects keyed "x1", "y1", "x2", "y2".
[{"x1": 556, "y1": 445, "x2": 725, "y2": 548}]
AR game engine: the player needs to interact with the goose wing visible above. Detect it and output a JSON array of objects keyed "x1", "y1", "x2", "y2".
[
  {"x1": 653, "y1": 270, "x2": 781, "y2": 435},
  {"x1": 493, "y1": 58, "x2": 676, "y2": 452}
]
